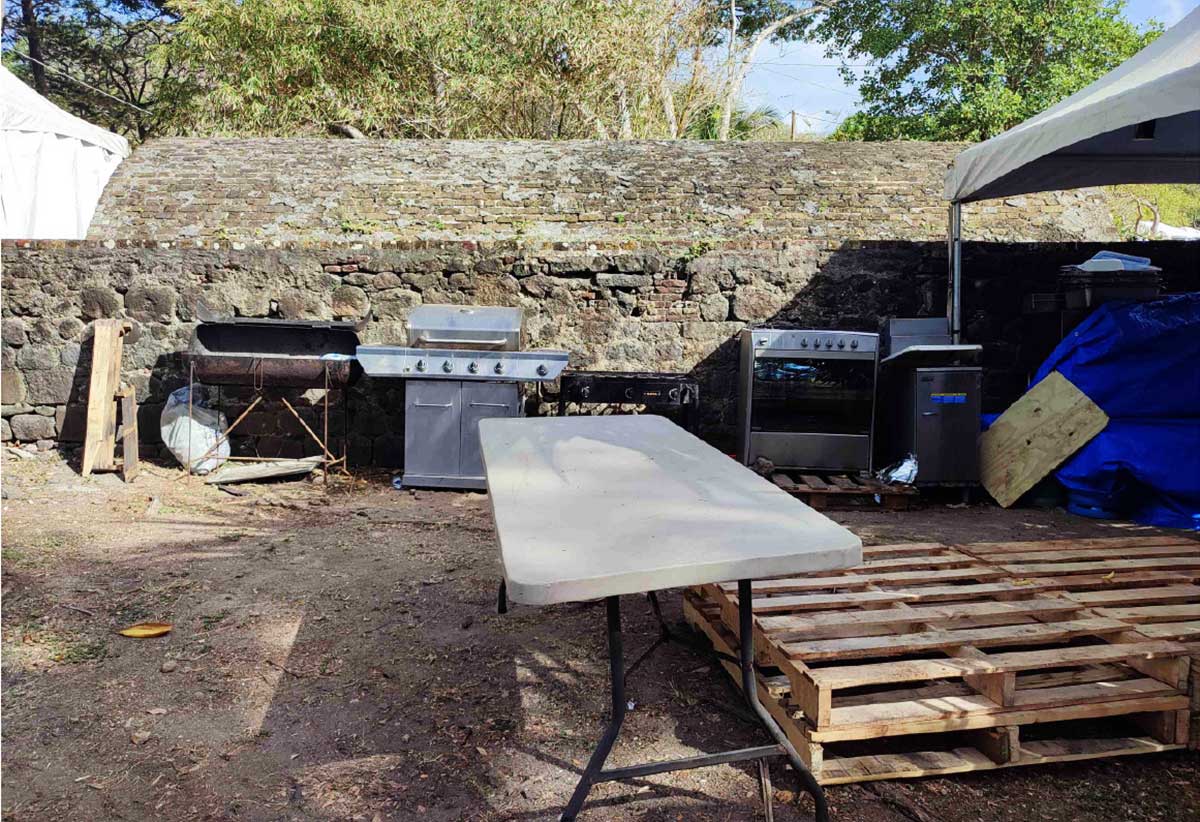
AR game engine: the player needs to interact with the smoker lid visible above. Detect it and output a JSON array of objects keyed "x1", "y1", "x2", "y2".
[
  {"x1": 406, "y1": 304, "x2": 523, "y2": 334},
  {"x1": 197, "y1": 316, "x2": 361, "y2": 331}
]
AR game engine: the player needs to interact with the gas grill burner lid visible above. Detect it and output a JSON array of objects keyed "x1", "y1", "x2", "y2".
[{"x1": 406, "y1": 304, "x2": 523, "y2": 350}]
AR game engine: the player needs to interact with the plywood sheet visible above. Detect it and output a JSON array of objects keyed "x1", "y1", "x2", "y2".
[
  {"x1": 980, "y1": 371, "x2": 1108, "y2": 507},
  {"x1": 81, "y1": 319, "x2": 131, "y2": 475}
]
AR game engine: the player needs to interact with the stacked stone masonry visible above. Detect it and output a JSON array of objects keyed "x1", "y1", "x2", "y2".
[{"x1": 9, "y1": 138, "x2": 1189, "y2": 466}]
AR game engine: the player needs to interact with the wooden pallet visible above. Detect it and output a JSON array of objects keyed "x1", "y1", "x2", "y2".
[
  {"x1": 770, "y1": 471, "x2": 919, "y2": 510},
  {"x1": 683, "y1": 535, "x2": 1200, "y2": 784},
  {"x1": 956, "y1": 534, "x2": 1200, "y2": 751}
]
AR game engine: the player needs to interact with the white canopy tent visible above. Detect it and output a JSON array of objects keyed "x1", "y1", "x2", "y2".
[
  {"x1": 1, "y1": 65, "x2": 130, "y2": 240},
  {"x1": 943, "y1": 7, "x2": 1200, "y2": 340}
]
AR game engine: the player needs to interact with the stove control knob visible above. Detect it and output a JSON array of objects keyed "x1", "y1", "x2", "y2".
[
  {"x1": 415, "y1": 359, "x2": 426, "y2": 372},
  {"x1": 536, "y1": 363, "x2": 549, "y2": 377},
  {"x1": 837, "y1": 339, "x2": 845, "y2": 349},
  {"x1": 468, "y1": 361, "x2": 479, "y2": 374},
  {"x1": 825, "y1": 339, "x2": 834, "y2": 349},
  {"x1": 850, "y1": 338, "x2": 859, "y2": 349},
  {"x1": 442, "y1": 360, "x2": 453, "y2": 373},
  {"x1": 800, "y1": 338, "x2": 808, "y2": 348},
  {"x1": 494, "y1": 361, "x2": 505, "y2": 375},
  {"x1": 580, "y1": 385, "x2": 590, "y2": 399},
  {"x1": 757, "y1": 337, "x2": 768, "y2": 346}
]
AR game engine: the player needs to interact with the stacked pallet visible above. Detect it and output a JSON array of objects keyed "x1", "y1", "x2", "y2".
[
  {"x1": 961, "y1": 535, "x2": 1200, "y2": 751},
  {"x1": 684, "y1": 535, "x2": 1200, "y2": 785}
]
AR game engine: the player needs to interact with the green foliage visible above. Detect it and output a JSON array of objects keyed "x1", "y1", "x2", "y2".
[
  {"x1": 821, "y1": 0, "x2": 1161, "y2": 141},
  {"x1": 1108, "y1": 184, "x2": 1200, "y2": 237},
  {"x1": 685, "y1": 104, "x2": 783, "y2": 140},
  {"x1": 160, "y1": 0, "x2": 704, "y2": 138},
  {"x1": 3, "y1": 0, "x2": 176, "y2": 141}
]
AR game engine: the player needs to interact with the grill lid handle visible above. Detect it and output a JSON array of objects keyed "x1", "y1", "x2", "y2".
[{"x1": 415, "y1": 335, "x2": 510, "y2": 347}]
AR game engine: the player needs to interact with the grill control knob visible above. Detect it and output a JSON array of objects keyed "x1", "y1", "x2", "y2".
[
  {"x1": 494, "y1": 361, "x2": 505, "y2": 375},
  {"x1": 837, "y1": 339, "x2": 845, "y2": 349},
  {"x1": 851, "y1": 339, "x2": 859, "y2": 349},
  {"x1": 825, "y1": 339, "x2": 834, "y2": 349},
  {"x1": 536, "y1": 363, "x2": 549, "y2": 377},
  {"x1": 580, "y1": 385, "x2": 590, "y2": 399},
  {"x1": 415, "y1": 359, "x2": 426, "y2": 372},
  {"x1": 442, "y1": 360, "x2": 453, "y2": 373},
  {"x1": 800, "y1": 338, "x2": 808, "y2": 348},
  {"x1": 468, "y1": 361, "x2": 479, "y2": 374}
]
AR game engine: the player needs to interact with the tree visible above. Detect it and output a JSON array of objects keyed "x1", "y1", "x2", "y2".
[
  {"x1": 709, "y1": 0, "x2": 832, "y2": 140},
  {"x1": 2, "y1": 0, "x2": 178, "y2": 140},
  {"x1": 819, "y1": 0, "x2": 1161, "y2": 141},
  {"x1": 160, "y1": 0, "x2": 715, "y2": 140},
  {"x1": 684, "y1": 103, "x2": 782, "y2": 139}
]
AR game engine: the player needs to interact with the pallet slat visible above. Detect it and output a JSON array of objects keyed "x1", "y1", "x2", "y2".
[{"x1": 683, "y1": 533, "x2": 1198, "y2": 784}]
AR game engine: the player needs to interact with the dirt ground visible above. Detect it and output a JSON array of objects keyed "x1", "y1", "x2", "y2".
[{"x1": 2, "y1": 450, "x2": 1197, "y2": 822}]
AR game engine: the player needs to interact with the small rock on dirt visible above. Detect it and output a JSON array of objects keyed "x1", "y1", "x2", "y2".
[
  {"x1": 130, "y1": 731, "x2": 152, "y2": 745},
  {"x1": 160, "y1": 660, "x2": 178, "y2": 673}
]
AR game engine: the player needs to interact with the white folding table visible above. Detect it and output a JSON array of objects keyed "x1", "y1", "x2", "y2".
[{"x1": 480, "y1": 415, "x2": 861, "y2": 821}]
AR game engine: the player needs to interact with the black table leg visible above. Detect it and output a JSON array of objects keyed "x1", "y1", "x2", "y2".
[
  {"x1": 558, "y1": 587, "x2": 830, "y2": 821},
  {"x1": 497, "y1": 579, "x2": 508, "y2": 614},
  {"x1": 738, "y1": 579, "x2": 830, "y2": 822},
  {"x1": 562, "y1": 596, "x2": 626, "y2": 820}
]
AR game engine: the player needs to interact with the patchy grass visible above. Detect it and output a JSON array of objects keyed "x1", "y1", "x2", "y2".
[{"x1": 200, "y1": 609, "x2": 231, "y2": 630}]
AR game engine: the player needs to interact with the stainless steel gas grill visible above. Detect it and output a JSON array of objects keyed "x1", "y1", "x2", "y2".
[
  {"x1": 737, "y1": 328, "x2": 879, "y2": 472},
  {"x1": 357, "y1": 305, "x2": 568, "y2": 489}
]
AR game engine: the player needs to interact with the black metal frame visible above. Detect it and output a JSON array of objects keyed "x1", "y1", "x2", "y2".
[
  {"x1": 556, "y1": 371, "x2": 701, "y2": 434},
  {"x1": 559, "y1": 580, "x2": 830, "y2": 821}
]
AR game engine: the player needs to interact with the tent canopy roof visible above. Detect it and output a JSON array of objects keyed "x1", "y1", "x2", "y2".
[
  {"x1": 945, "y1": 7, "x2": 1200, "y2": 203},
  {"x1": 0, "y1": 65, "x2": 129, "y2": 158}
]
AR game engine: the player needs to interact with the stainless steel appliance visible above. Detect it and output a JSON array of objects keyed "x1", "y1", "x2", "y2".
[
  {"x1": 737, "y1": 328, "x2": 879, "y2": 472},
  {"x1": 878, "y1": 317, "x2": 983, "y2": 485},
  {"x1": 357, "y1": 305, "x2": 568, "y2": 489},
  {"x1": 557, "y1": 371, "x2": 701, "y2": 433}
]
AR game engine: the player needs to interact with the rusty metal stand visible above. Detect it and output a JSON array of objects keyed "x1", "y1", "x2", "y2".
[{"x1": 184, "y1": 361, "x2": 350, "y2": 479}]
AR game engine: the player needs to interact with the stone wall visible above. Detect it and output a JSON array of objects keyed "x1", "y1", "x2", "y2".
[
  {"x1": 4, "y1": 138, "x2": 1159, "y2": 464},
  {"x1": 6, "y1": 237, "x2": 1195, "y2": 464},
  {"x1": 89, "y1": 139, "x2": 1116, "y2": 245}
]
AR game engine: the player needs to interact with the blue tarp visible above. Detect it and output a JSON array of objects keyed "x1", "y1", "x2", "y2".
[{"x1": 1030, "y1": 293, "x2": 1200, "y2": 530}]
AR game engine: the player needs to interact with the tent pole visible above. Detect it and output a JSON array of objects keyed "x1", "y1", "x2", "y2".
[{"x1": 948, "y1": 201, "x2": 963, "y2": 343}]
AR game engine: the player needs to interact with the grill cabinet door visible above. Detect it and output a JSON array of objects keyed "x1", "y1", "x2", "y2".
[
  {"x1": 460, "y1": 382, "x2": 520, "y2": 480},
  {"x1": 404, "y1": 381, "x2": 461, "y2": 480}
]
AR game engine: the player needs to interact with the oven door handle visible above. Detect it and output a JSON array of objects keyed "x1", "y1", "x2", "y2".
[
  {"x1": 413, "y1": 402, "x2": 454, "y2": 408},
  {"x1": 468, "y1": 402, "x2": 511, "y2": 409}
]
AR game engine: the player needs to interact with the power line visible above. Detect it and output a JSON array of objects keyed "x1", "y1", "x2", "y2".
[
  {"x1": 8, "y1": 49, "x2": 151, "y2": 113},
  {"x1": 755, "y1": 64, "x2": 857, "y2": 96}
]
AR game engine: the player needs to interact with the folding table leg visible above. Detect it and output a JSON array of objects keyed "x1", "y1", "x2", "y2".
[
  {"x1": 561, "y1": 596, "x2": 626, "y2": 820},
  {"x1": 738, "y1": 579, "x2": 829, "y2": 822}
]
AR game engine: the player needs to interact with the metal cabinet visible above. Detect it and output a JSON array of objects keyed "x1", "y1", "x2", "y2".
[
  {"x1": 459, "y1": 382, "x2": 520, "y2": 481},
  {"x1": 403, "y1": 380, "x2": 520, "y2": 489},
  {"x1": 896, "y1": 367, "x2": 982, "y2": 485},
  {"x1": 404, "y1": 380, "x2": 462, "y2": 483}
]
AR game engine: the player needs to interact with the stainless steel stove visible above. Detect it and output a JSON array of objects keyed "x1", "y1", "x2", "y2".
[
  {"x1": 357, "y1": 305, "x2": 568, "y2": 489},
  {"x1": 737, "y1": 328, "x2": 879, "y2": 472}
]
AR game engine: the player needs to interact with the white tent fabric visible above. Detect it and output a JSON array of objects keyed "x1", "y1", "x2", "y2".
[
  {"x1": 1, "y1": 65, "x2": 130, "y2": 239},
  {"x1": 945, "y1": 7, "x2": 1200, "y2": 203}
]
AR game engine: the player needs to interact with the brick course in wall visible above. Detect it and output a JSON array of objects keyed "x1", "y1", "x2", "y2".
[{"x1": 7, "y1": 138, "x2": 1174, "y2": 466}]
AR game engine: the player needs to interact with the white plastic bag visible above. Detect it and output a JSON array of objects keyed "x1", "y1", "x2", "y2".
[{"x1": 160, "y1": 386, "x2": 229, "y2": 474}]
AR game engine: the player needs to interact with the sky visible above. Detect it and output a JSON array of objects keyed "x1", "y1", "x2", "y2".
[{"x1": 740, "y1": 0, "x2": 1199, "y2": 135}]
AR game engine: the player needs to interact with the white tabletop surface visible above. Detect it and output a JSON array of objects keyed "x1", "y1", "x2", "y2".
[{"x1": 479, "y1": 415, "x2": 862, "y2": 606}]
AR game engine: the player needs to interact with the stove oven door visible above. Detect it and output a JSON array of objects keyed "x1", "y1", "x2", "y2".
[
  {"x1": 749, "y1": 353, "x2": 877, "y2": 471},
  {"x1": 460, "y1": 382, "x2": 520, "y2": 481}
]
